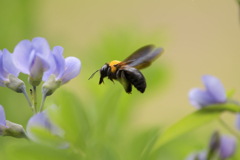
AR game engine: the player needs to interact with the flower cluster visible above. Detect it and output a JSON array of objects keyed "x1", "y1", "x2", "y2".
[
  {"x1": 189, "y1": 75, "x2": 240, "y2": 130},
  {"x1": 0, "y1": 37, "x2": 81, "y2": 145},
  {"x1": 12, "y1": 37, "x2": 81, "y2": 89},
  {"x1": 187, "y1": 75, "x2": 239, "y2": 159},
  {"x1": 186, "y1": 131, "x2": 236, "y2": 160}
]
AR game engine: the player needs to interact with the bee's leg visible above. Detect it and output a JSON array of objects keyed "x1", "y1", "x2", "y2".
[
  {"x1": 108, "y1": 76, "x2": 115, "y2": 84},
  {"x1": 107, "y1": 67, "x2": 115, "y2": 84},
  {"x1": 99, "y1": 77, "x2": 104, "y2": 84},
  {"x1": 121, "y1": 71, "x2": 132, "y2": 94}
]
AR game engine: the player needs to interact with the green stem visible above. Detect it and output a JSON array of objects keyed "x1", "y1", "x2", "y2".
[
  {"x1": 23, "y1": 131, "x2": 30, "y2": 142},
  {"x1": 39, "y1": 93, "x2": 46, "y2": 112},
  {"x1": 22, "y1": 88, "x2": 32, "y2": 109},
  {"x1": 218, "y1": 117, "x2": 240, "y2": 140},
  {"x1": 32, "y1": 86, "x2": 37, "y2": 114}
]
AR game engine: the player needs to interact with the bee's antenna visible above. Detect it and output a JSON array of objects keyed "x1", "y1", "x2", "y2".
[{"x1": 88, "y1": 70, "x2": 99, "y2": 80}]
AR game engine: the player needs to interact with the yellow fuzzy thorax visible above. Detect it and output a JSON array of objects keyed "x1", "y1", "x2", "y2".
[{"x1": 109, "y1": 60, "x2": 121, "y2": 73}]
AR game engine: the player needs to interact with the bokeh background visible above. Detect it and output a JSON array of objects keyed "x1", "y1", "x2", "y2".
[{"x1": 0, "y1": 0, "x2": 240, "y2": 159}]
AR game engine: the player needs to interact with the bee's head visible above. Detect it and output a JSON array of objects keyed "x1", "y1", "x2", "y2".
[
  {"x1": 99, "y1": 63, "x2": 110, "y2": 84},
  {"x1": 88, "y1": 63, "x2": 110, "y2": 84}
]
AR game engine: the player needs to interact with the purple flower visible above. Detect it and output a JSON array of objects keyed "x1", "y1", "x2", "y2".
[
  {"x1": 27, "y1": 105, "x2": 69, "y2": 148},
  {"x1": 12, "y1": 37, "x2": 54, "y2": 86},
  {"x1": 43, "y1": 46, "x2": 81, "y2": 85},
  {"x1": 219, "y1": 135, "x2": 236, "y2": 159},
  {"x1": 185, "y1": 132, "x2": 236, "y2": 160},
  {"x1": 0, "y1": 105, "x2": 8, "y2": 135},
  {"x1": 188, "y1": 75, "x2": 227, "y2": 109},
  {"x1": 0, "y1": 49, "x2": 31, "y2": 107},
  {"x1": 0, "y1": 49, "x2": 20, "y2": 86},
  {"x1": 41, "y1": 46, "x2": 81, "y2": 97}
]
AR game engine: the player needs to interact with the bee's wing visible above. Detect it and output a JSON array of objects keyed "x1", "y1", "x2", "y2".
[
  {"x1": 119, "y1": 45, "x2": 164, "y2": 70},
  {"x1": 122, "y1": 45, "x2": 155, "y2": 63}
]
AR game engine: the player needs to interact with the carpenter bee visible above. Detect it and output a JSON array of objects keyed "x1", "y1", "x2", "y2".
[{"x1": 88, "y1": 45, "x2": 164, "y2": 94}]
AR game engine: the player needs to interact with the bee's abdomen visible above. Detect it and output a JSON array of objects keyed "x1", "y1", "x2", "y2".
[{"x1": 123, "y1": 67, "x2": 146, "y2": 93}]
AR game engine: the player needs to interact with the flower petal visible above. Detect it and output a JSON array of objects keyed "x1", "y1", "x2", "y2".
[
  {"x1": 185, "y1": 151, "x2": 207, "y2": 160},
  {"x1": 12, "y1": 39, "x2": 32, "y2": 74},
  {"x1": 197, "y1": 151, "x2": 207, "y2": 160},
  {"x1": 185, "y1": 153, "x2": 197, "y2": 160},
  {"x1": 42, "y1": 53, "x2": 55, "y2": 81},
  {"x1": 189, "y1": 88, "x2": 215, "y2": 108},
  {"x1": 51, "y1": 46, "x2": 65, "y2": 80},
  {"x1": 0, "y1": 79, "x2": 5, "y2": 87},
  {"x1": 32, "y1": 37, "x2": 51, "y2": 57},
  {"x1": 29, "y1": 53, "x2": 50, "y2": 79},
  {"x1": 219, "y1": 135, "x2": 236, "y2": 159},
  {"x1": 0, "y1": 105, "x2": 7, "y2": 127},
  {"x1": 202, "y1": 75, "x2": 226, "y2": 103},
  {"x1": 2, "y1": 49, "x2": 19, "y2": 77},
  {"x1": 61, "y1": 57, "x2": 81, "y2": 85},
  {"x1": 43, "y1": 105, "x2": 66, "y2": 137},
  {"x1": 27, "y1": 105, "x2": 68, "y2": 149},
  {"x1": 0, "y1": 51, "x2": 9, "y2": 81},
  {"x1": 27, "y1": 112, "x2": 51, "y2": 132}
]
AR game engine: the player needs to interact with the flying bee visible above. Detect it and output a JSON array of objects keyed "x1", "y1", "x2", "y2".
[{"x1": 89, "y1": 45, "x2": 164, "y2": 94}]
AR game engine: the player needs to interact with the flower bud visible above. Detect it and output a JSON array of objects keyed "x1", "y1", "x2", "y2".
[
  {"x1": 4, "y1": 74, "x2": 26, "y2": 93},
  {"x1": 209, "y1": 131, "x2": 220, "y2": 153},
  {"x1": 0, "y1": 105, "x2": 28, "y2": 140},
  {"x1": 28, "y1": 75, "x2": 42, "y2": 86},
  {"x1": 3, "y1": 120, "x2": 29, "y2": 139},
  {"x1": 42, "y1": 74, "x2": 61, "y2": 96}
]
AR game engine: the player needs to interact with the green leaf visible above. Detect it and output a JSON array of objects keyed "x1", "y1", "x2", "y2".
[
  {"x1": 140, "y1": 128, "x2": 160, "y2": 160},
  {"x1": 152, "y1": 103, "x2": 240, "y2": 152},
  {"x1": 124, "y1": 128, "x2": 159, "y2": 160}
]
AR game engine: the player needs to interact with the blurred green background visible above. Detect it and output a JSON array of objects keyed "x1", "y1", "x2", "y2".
[{"x1": 0, "y1": 0, "x2": 240, "y2": 159}]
